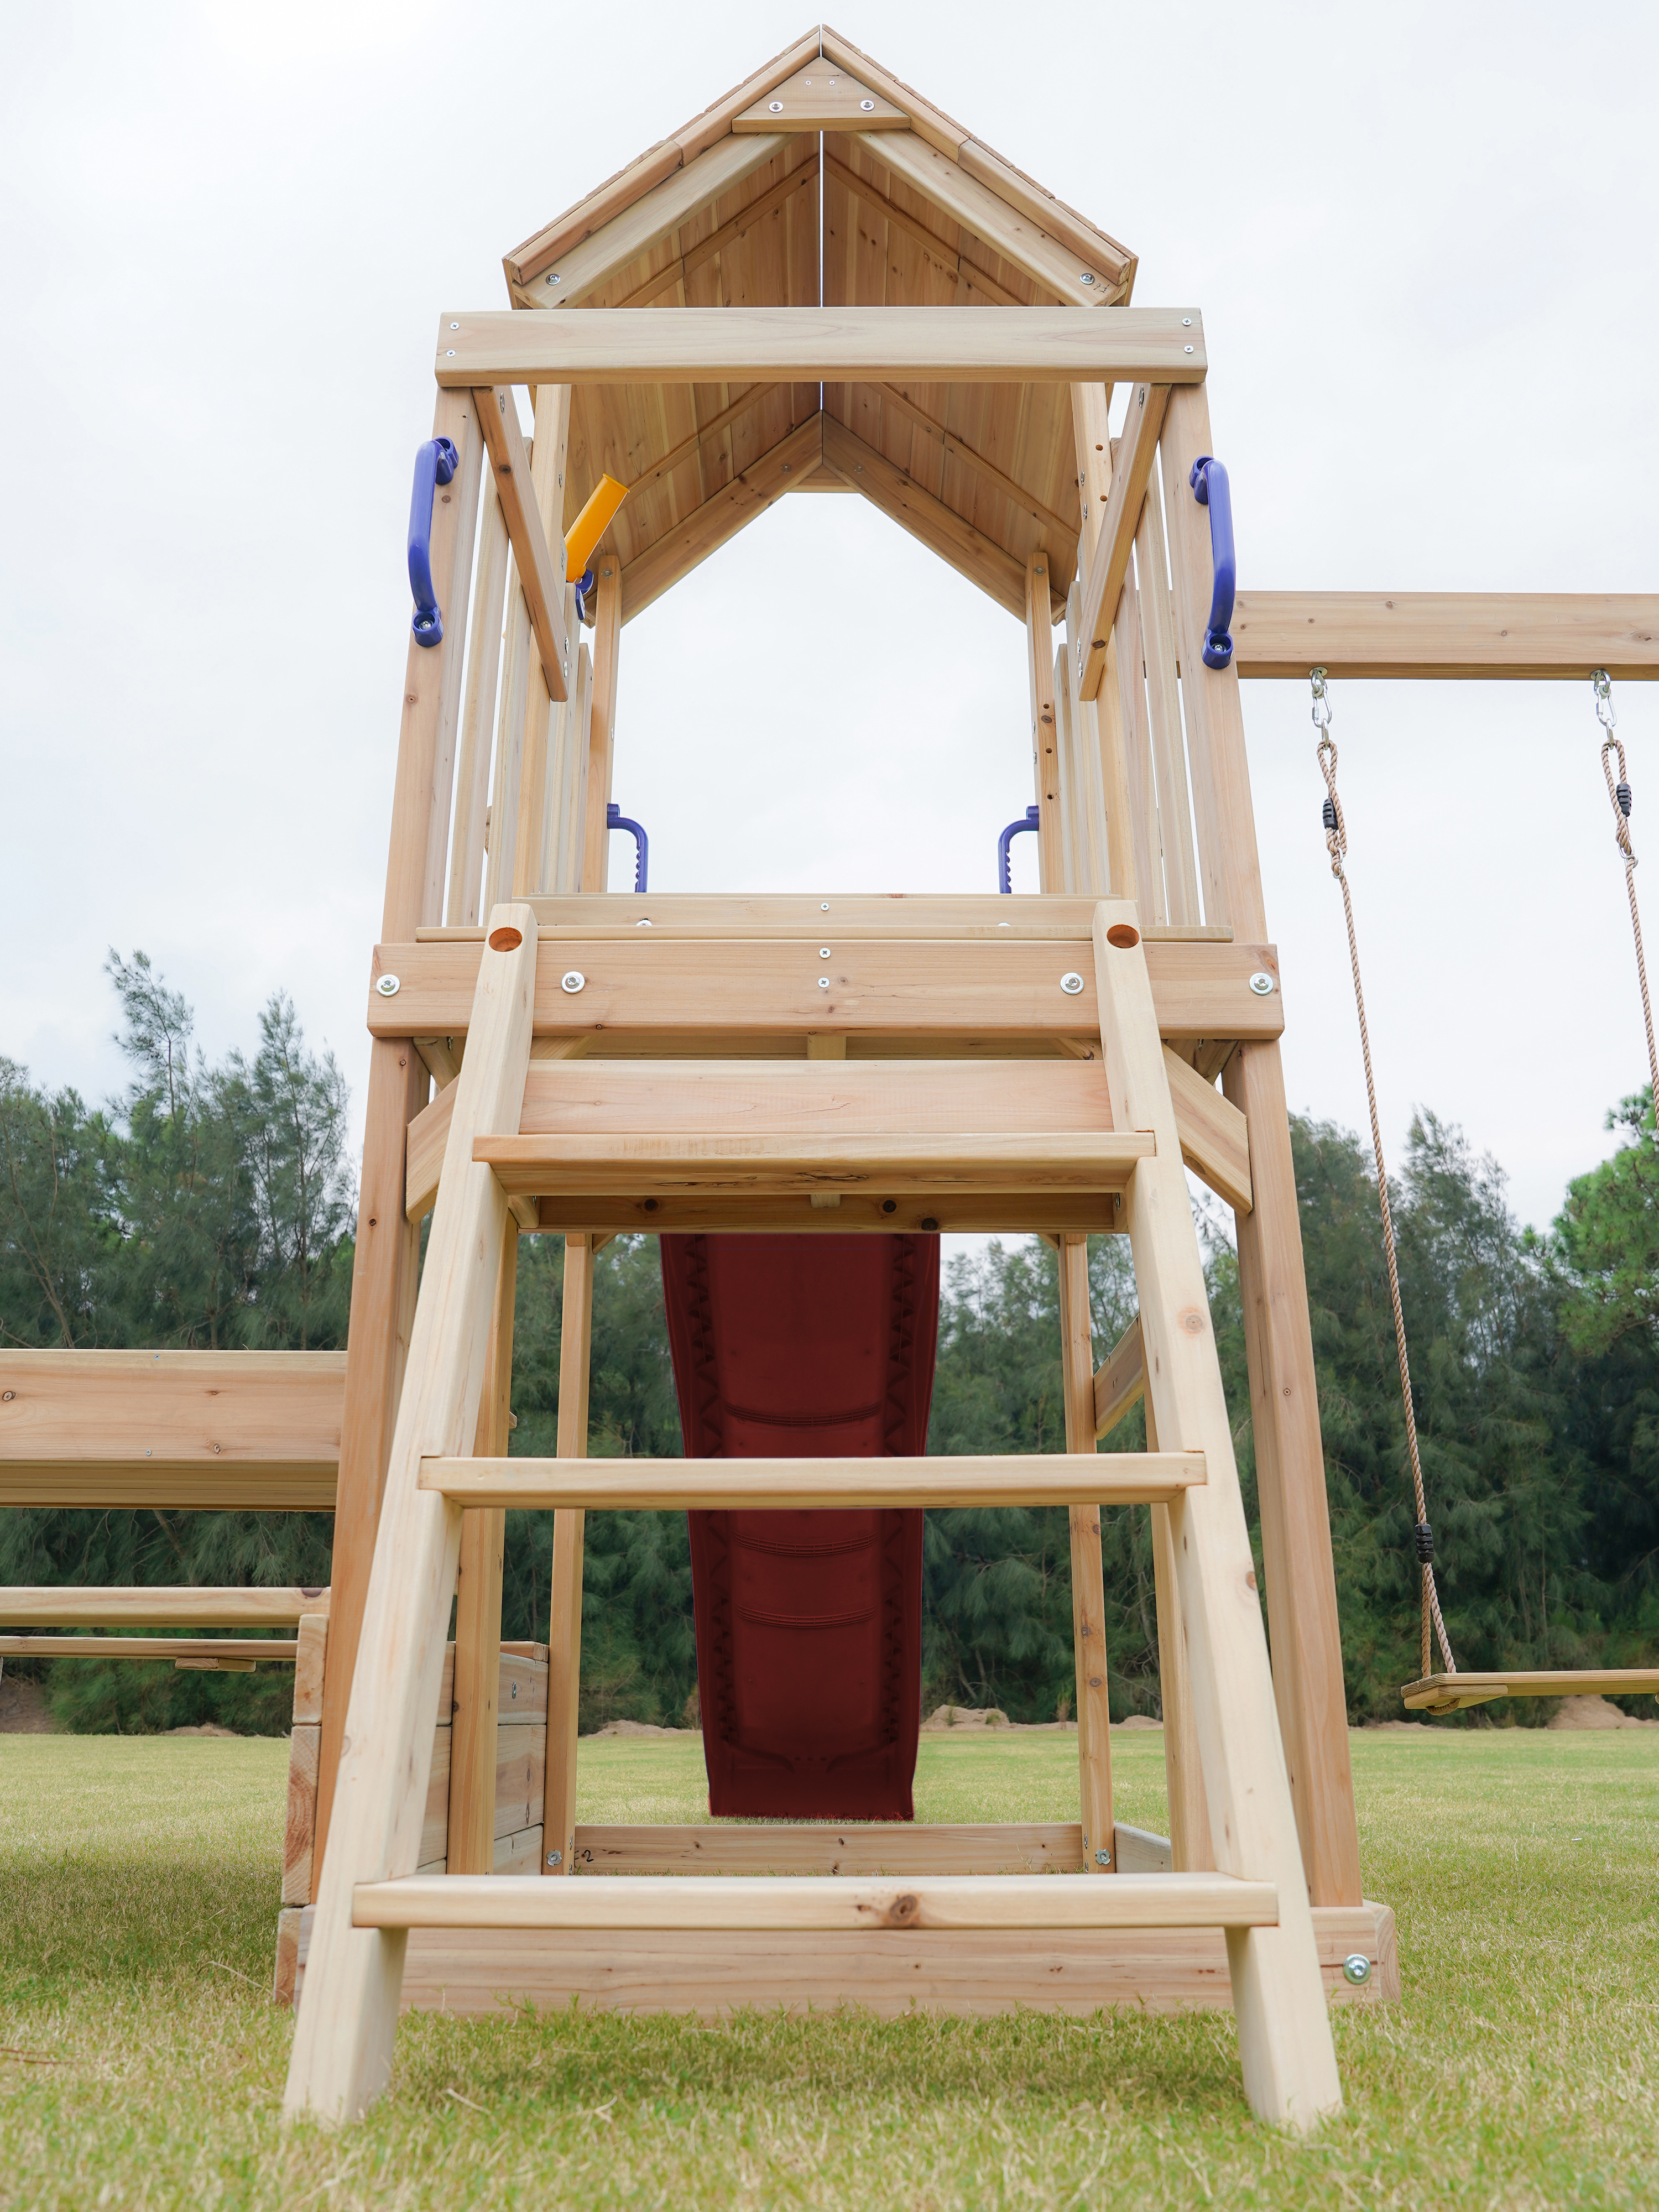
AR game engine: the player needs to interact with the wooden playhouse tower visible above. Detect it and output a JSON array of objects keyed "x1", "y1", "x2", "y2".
[{"x1": 280, "y1": 28, "x2": 1375, "y2": 2131}]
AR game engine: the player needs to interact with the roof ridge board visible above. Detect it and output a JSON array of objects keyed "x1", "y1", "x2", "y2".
[{"x1": 505, "y1": 28, "x2": 821, "y2": 289}]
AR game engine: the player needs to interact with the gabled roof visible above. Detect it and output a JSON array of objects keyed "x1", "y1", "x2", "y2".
[{"x1": 503, "y1": 28, "x2": 1137, "y2": 624}]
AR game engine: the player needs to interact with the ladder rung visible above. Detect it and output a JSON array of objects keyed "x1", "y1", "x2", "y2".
[
  {"x1": 352, "y1": 1872, "x2": 1279, "y2": 1934},
  {"x1": 472, "y1": 1130, "x2": 1154, "y2": 1198},
  {"x1": 418, "y1": 1451, "x2": 1204, "y2": 1511},
  {"x1": 0, "y1": 1636, "x2": 296, "y2": 1662}
]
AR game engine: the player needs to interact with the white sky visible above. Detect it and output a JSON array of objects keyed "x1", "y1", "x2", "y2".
[{"x1": 4, "y1": 1, "x2": 1656, "y2": 1232}]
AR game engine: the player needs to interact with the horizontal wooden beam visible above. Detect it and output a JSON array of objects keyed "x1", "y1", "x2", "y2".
[
  {"x1": 573, "y1": 1821, "x2": 1090, "y2": 1876},
  {"x1": 436, "y1": 309, "x2": 1208, "y2": 389},
  {"x1": 474, "y1": 1129, "x2": 1155, "y2": 1198},
  {"x1": 1093, "y1": 1315, "x2": 1146, "y2": 1437},
  {"x1": 0, "y1": 1350, "x2": 343, "y2": 1509},
  {"x1": 529, "y1": 1194, "x2": 1124, "y2": 1237},
  {"x1": 0, "y1": 1636, "x2": 297, "y2": 1662},
  {"x1": 0, "y1": 1586, "x2": 327, "y2": 1626},
  {"x1": 369, "y1": 935, "x2": 1284, "y2": 1047},
  {"x1": 474, "y1": 387, "x2": 569, "y2": 702},
  {"x1": 1402, "y1": 1668, "x2": 1659, "y2": 1713},
  {"x1": 501, "y1": 895, "x2": 1234, "y2": 941},
  {"x1": 1076, "y1": 380, "x2": 1168, "y2": 701},
  {"x1": 1232, "y1": 592, "x2": 1659, "y2": 681},
  {"x1": 1163, "y1": 1045, "x2": 1252, "y2": 1213},
  {"x1": 354, "y1": 1870, "x2": 1275, "y2": 1933},
  {"x1": 420, "y1": 1449, "x2": 1202, "y2": 1511}
]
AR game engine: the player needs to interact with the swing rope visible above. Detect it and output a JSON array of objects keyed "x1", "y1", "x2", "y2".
[
  {"x1": 1310, "y1": 669, "x2": 1457, "y2": 1681},
  {"x1": 1592, "y1": 670, "x2": 1659, "y2": 1117}
]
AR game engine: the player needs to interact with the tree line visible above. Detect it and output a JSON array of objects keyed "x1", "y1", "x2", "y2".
[{"x1": 2, "y1": 958, "x2": 1655, "y2": 1732}]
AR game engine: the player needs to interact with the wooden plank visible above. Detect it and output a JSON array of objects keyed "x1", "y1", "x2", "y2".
[
  {"x1": 955, "y1": 139, "x2": 1136, "y2": 296},
  {"x1": 420, "y1": 1451, "x2": 1204, "y2": 1511},
  {"x1": 474, "y1": 388, "x2": 570, "y2": 703},
  {"x1": 817, "y1": 27, "x2": 971, "y2": 158},
  {"x1": 625, "y1": 382, "x2": 787, "y2": 493},
  {"x1": 1, "y1": 1352, "x2": 346, "y2": 1478},
  {"x1": 447, "y1": 1230, "x2": 517, "y2": 1877},
  {"x1": 1137, "y1": 472, "x2": 1201, "y2": 924},
  {"x1": 420, "y1": 1710, "x2": 545, "y2": 1869},
  {"x1": 822, "y1": 150, "x2": 1023, "y2": 309},
  {"x1": 531, "y1": 1194, "x2": 1124, "y2": 1236},
  {"x1": 293, "y1": 1612, "x2": 328, "y2": 1724},
  {"x1": 475, "y1": 1129, "x2": 1154, "y2": 1198},
  {"x1": 1403, "y1": 1668, "x2": 1659, "y2": 1712},
  {"x1": 354, "y1": 1870, "x2": 1278, "y2": 1933},
  {"x1": 518, "y1": 134, "x2": 786, "y2": 311},
  {"x1": 1112, "y1": 564, "x2": 1162, "y2": 915},
  {"x1": 621, "y1": 414, "x2": 822, "y2": 619},
  {"x1": 735, "y1": 60, "x2": 907, "y2": 132},
  {"x1": 294, "y1": 1901, "x2": 1396, "y2": 2017},
  {"x1": 823, "y1": 414, "x2": 1027, "y2": 618},
  {"x1": 1146, "y1": 1387, "x2": 1212, "y2": 1875},
  {"x1": 437, "y1": 309, "x2": 1209, "y2": 389},
  {"x1": 1076, "y1": 381, "x2": 1170, "y2": 703},
  {"x1": 852, "y1": 131, "x2": 1108, "y2": 310},
  {"x1": 543, "y1": 1235, "x2": 594, "y2": 1878},
  {"x1": 1232, "y1": 592, "x2": 1659, "y2": 681},
  {"x1": 869, "y1": 378, "x2": 1074, "y2": 539},
  {"x1": 284, "y1": 1723, "x2": 320, "y2": 1907},
  {"x1": 1092, "y1": 1315, "x2": 1146, "y2": 1437},
  {"x1": 0, "y1": 1584, "x2": 327, "y2": 1626},
  {"x1": 1058, "y1": 1235, "x2": 1114, "y2": 1870},
  {"x1": 446, "y1": 488, "x2": 509, "y2": 928},
  {"x1": 499, "y1": 893, "x2": 1230, "y2": 939},
  {"x1": 580, "y1": 562, "x2": 622, "y2": 891},
  {"x1": 1164, "y1": 1045, "x2": 1252, "y2": 1213},
  {"x1": 372, "y1": 932, "x2": 1284, "y2": 1046},
  {"x1": 1027, "y1": 554, "x2": 1066, "y2": 885},
  {"x1": 0, "y1": 1636, "x2": 296, "y2": 1660},
  {"x1": 283, "y1": 907, "x2": 538, "y2": 2127},
  {"x1": 572, "y1": 1822, "x2": 1089, "y2": 1876},
  {"x1": 482, "y1": 553, "x2": 531, "y2": 910},
  {"x1": 1093, "y1": 909, "x2": 1343, "y2": 2127}
]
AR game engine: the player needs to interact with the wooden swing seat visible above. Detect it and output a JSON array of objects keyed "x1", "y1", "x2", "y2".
[{"x1": 1402, "y1": 1668, "x2": 1659, "y2": 1714}]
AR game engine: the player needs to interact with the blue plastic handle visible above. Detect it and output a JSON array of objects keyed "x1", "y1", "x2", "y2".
[
  {"x1": 408, "y1": 436, "x2": 459, "y2": 647},
  {"x1": 997, "y1": 805, "x2": 1041, "y2": 893},
  {"x1": 608, "y1": 802, "x2": 649, "y2": 893},
  {"x1": 1188, "y1": 455, "x2": 1235, "y2": 671}
]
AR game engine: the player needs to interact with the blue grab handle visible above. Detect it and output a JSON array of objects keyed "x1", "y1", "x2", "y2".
[
  {"x1": 408, "y1": 436, "x2": 459, "y2": 647},
  {"x1": 1188, "y1": 455, "x2": 1236, "y2": 671},
  {"x1": 608, "y1": 802, "x2": 649, "y2": 893},
  {"x1": 997, "y1": 805, "x2": 1041, "y2": 894}
]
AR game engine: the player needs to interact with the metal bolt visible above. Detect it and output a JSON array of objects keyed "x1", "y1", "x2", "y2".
[
  {"x1": 377, "y1": 974, "x2": 401, "y2": 997},
  {"x1": 769, "y1": 100, "x2": 784, "y2": 112},
  {"x1": 636, "y1": 918, "x2": 652, "y2": 927},
  {"x1": 450, "y1": 321, "x2": 459, "y2": 330},
  {"x1": 545, "y1": 273, "x2": 561, "y2": 286},
  {"x1": 546, "y1": 1849, "x2": 563, "y2": 1867},
  {"x1": 1095, "y1": 1849, "x2": 1112, "y2": 1866},
  {"x1": 445, "y1": 350, "x2": 455, "y2": 357},
  {"x1": 1184, "y1": 344, "x2": 1195, "y2": 354},
  {"x1": 818, "y1": 977, "x2": 830, "y2": 989},
  {"x1": 1060, "y1": 971, "x2": 1085, "y2": 995},
  {"x1": 1248, "y1": 971, "x2": 1276, "y2": 997},
  {"x1": 859, "y1": 98, "x2": 875, "y2": 110},
  {"x1": 1081, "y1": 271, "x2": 1096, "y2": 285},
  {"x1": 821, "y1": 902, "x2": 830, "y2": 911},
  {"x1": 819, "y1": 947, "x2": 831, "y2": 958},
  {"x1": 561, "y1": 971, "x2": 586, "y2": 994},
  {"x1": 1182, "y1": 317, "x2": 1192, "y2": 327},
  {"x1": 998, "y1": 921, "x2": 1010, "y2": 928},
  {"x1": 1341, "y1": 1953, "x2": 1373, "y2": 1986}
]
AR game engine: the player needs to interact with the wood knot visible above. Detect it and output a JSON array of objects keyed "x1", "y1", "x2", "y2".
[{"x1": 882, "y1": 1892, "x2": 921, "y2": 1928}]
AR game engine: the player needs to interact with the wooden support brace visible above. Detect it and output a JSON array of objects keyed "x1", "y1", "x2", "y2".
[
  {"x1": 476, "y1": 388, "x2": 570, "y2": 704},
  {"x1": 1077, "y1": 382, "x2": 1169, "y2": 702}
]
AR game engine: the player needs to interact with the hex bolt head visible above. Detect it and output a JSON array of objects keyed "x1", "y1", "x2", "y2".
[
  {"x1": 1248, "y1": 971, "x2": 1276, "y2": 996},
  {"x1": 560, "y1": 971, "x2": 586, "y2": 994},
  {"x1": 1060, "y1": 971, "x2": 1085, "y2": 995},
  {"x1": 1342, "y1": 1953, "x2": 1373, "y2": 1986},
  {"x1": 376, "y1": 974, "x2": 401, "y2": 997}
]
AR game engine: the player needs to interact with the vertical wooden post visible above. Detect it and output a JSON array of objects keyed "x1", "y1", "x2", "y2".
[
  {"x1": 1067, "y1": 394, "x2": 1139, "y2": 907},
  {"x1": 1058, "y1": 1233, "x2": 1114, "y2": 1868},
  {"x1": 1113, "y1": 567, "x2": 1162, "y2": 920},
  {"x1": 447, "y1": 488, "x2": 510, "y2": 927},
  {"x1": 541, "y1": 1233, "x2": 595, "y2": 1875},
  {"x1": 555, "y1": 637, "x2": 595, "y2": 892},
  {"x1": 512, "y1": 385, "x2": 573, "y2": 901},
  {"x1": 1145, "y1": 1387, "x2": 1211, "y2": 1870},
  {"x1": 315, "y1": 384, "x2": 481, "y2": 1879},
  {"x1": 286, "y1": 909, "x2": 538, "y2": 2125},
  {"x1": 1025, "y1": 552, "x2": 1065, "y2": 893},
  {"x1": 581, "y1": 560, "x2": 624, "y2": 893},
  {"x1": 446, "y1": 1229, "x2": 518, "y2": 1875},
  {"x1": 1159, "y1": 380, "x2": 1363, "y2": 1910},
  {"x1": 1135, "y1": 474, "x2": 1200, "y2": 925}
]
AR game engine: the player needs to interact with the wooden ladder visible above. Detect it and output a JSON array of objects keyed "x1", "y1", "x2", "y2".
[{"x1": 283, "y1": 900, "x2": 1343, "y2": 2132}]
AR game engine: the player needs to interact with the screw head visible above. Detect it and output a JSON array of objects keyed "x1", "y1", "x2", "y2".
[
  {"x1": 1184, "y1": 344, "x2": 1195, "y2": 354},
  {"x1": 636, "y1": 918, "x2": 652, "y2": 927},
  {"x1": 818, "y1": 977, "x2": 831, "y2": 989},
  {"x1": 821, "y1": 902, "x2": 830, "y2": 911},
  {"x1": 819, "y1": 947, "x2": 831, "y2": 958},
  {"x1": 450, "y1": 321, "x2": 459, "y2": 330},
  {"x1": 1248, "y1": 971, "x2": 1276, "y2": 997},
  {"x1": 561, "y1": 971, "x2": 586, "y2": 994},
  {"x1": 769, "y1": 99, "x2": 784, "y2": 112},
  {"x1": 376, "y1": 974, "x2": 401, "y2": 997},
  {"x1": 1094, "y1": 1849, "x2": 1112, "y2": 1866},
  {"x1": 1081, "y1": 271, "x2": 1096, "y2": 285},
  {"x1": 445, "y1": 349, "x2": 455, "y2": 357},
  {"x1": 1060, "y1": 971, "x2": 1085, "y2": 995},
  {"x1": 1182, "y1": 316, "x2": 1192, "y2": 327},
  {"x1": 859, "y1": 97, "x2": 875, "y2": 110},
  {"x1": 1342, "y1": 1953, "x2": 1373, "y2": 1986},
  {"x1": 546, "y1": 1849, "x2": 563, "y2": 1867},
  {"x1": 545, "y1": 273, "x2": 560, "y2": 286}
]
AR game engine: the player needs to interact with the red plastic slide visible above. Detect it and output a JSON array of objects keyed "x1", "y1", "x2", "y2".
[{"x1": 660, "y1": 1233, "x2": 940, "y2": 1820}]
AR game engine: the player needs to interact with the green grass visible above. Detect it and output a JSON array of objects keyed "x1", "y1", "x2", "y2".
[{"x1": 1, "y1": 1726, "x2": 1656, "y2": 2209}]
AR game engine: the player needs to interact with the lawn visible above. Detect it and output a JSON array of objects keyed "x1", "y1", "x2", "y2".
[{"x1": 1, "y1": 1724, "x2": 1656, "y2": 2210}]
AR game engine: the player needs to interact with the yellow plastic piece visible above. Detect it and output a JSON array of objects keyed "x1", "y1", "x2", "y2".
[{"x1": 565, "y1": 473, "x2": 629, "y2": 581}]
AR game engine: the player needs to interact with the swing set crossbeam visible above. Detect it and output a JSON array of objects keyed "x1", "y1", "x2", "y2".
[{"x1": 1402, "y1": 1668, "x2": 1659, "y2": 1713}]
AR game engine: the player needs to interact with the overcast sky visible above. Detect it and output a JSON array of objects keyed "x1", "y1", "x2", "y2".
[{"x1": 4, "y1": 1, "x2": 1656, "y2": 1233}]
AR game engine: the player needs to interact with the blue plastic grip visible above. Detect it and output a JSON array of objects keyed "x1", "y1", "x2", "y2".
[
  {"x1": 608, "y1": 802, "x2": 649, "y2": 893},
  {"x1": 997, "y1": 805, "x2": 1041, "y2": 894},
  {"x1": 408, "y1": 436, "x2": 459, "y2": 647},
  {"x1": 1188, "y1": 455, "x2": 1235, "y2": 671}
]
